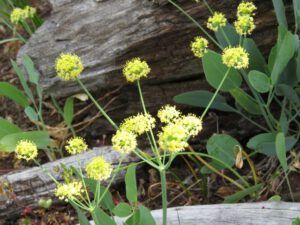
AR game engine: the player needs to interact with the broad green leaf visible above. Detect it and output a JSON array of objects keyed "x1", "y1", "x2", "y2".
[
  {"x1": 276, "y1": 84, "x2": 300, "y2": 105},
  {"x1": 174, "y1": 90, "x2": 235, "y2": 112},
  {"x1": 11, "y1": 59, "x2": 34, "y2": 101},
  {"x1": 247, "y1": 133, "x2": 297, "y2": 156},
  {"x1": 23, "y1": 55, "x2": 40, "y2": 85},
  {"x1": 25, "y1": 106, "x2": 38, "y2": 122},
  {"x1": 279, "y1": 110, "x2": 289, "y2": 134},
  {"x1": 272, "y1": 0, "x2": 288, "y2": 28},
  {"x1": 204, "y1": 134, "x2": 240, "y2": 172},
  {"x1": 292, "y1": 217, "x2": 300, "y2": 225},
  {"x1": 293, "y1": 0, "x2": 300, "y2": 32},
  {"x1": 64, "y1": 97, "x2": 74, "y2": 126},
  {"x1": 268, "y1": 195, "x2": 281, "y2": 202},
  {"x1": 125, "y1": 164, "x2": 138, "y2": 203},
  {"x1": 70, "y1": 202, "x2": 91, "y2": 225},
  {"x1": 0, "y1": 131, "x2": 51, "y2": 152},
  {"x1": 229, "y1": 88, "x2": 261, "y2": 115},
  {"x1": 268, "y1": 45, "x2": 278, "y2": 73},
  {"x1": 91, "y1": 207, "x2": 117, "y2": 225},
  {"x1": 248, "y1": 71, "x2": 271, "y2": 93},
  {"x1": 224, "y1": 184, "x2": 262, "y2": 203},
  {"x1": 275, "y1": 132, "x2": 288, "y2": 173},
  {"x1": 124, "y1": 209, "x2": 140, "y2": 225},
  {"x1": 296, "y1": 48, "x2": 300, "y2": 82},
  {"x1": 138, "y1": 205, "x2": 156, "y2": 225},
  {"x1": 0, "y1": 82, "x2": 29, "y2": 108},
  {"x1": 202, "y1": 50, "x2": 242, "y2": 92},
  {"x1": 0, "y1": 117, "x2": 22, "y2": 139},
  {"x1": 271, "y1": 31, "x2": 297, "y2": 85},
  {"x1": 113, "y1": 203, "x2": 132, "y2": 218},
  {"x1": 243, "y1": 38, "x2": 266, "y2": 72},
  {"x1": 215, "y1": 23, "x2": 239, "y2": 48}
]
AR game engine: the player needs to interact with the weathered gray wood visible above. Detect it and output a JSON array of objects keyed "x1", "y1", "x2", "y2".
[
  {"x1": 111, "y1": 202, "x2": 300, "y2": 225},
  {"x1": 0, "y1": 146, "x2": 139, "y2": 223},
  {"x1": 17, "y1": 0, "x2": 280, "y2": 96}
]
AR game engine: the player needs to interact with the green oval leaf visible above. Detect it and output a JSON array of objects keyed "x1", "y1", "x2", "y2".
[
  {"x1": 0, "y1": 131, "x2": 51, "y2": 152},
  {"x1": 248, "y1": 70, "x2": 271, "y2": 93},
  {"x1": 203, "y1": 50, "x2": 242, "y2": 92},
  {"x1": 0, "y1": 82, "x2": 29, "y2": 108},
  {"x1": 25, "y1": 106, "x2": 39, "y2": 122},
  {"x1": 113, "y1": 203, "x2": 132, "y2": 218},
  {"x1": 64, "y1": 97, "x2": 74, "y2": 126},
  {"x1": 243, "y1": 38, "x2": 266, "y2": 72},
  {"x1": 0, "y1": 118, "x2": 22, "y2": 139},
  {"x1": 275, "y1": 132, "x2": 288, "y2": 173},
  {"x1": 125, "y1": 164, "x2": 137, "y2": 203},
  {"x1": 174, "y1": 90, "x2": 235, "y2": 112},
  {"x1": 23, "y1": 55, "x2": 40, "y2": 85}
]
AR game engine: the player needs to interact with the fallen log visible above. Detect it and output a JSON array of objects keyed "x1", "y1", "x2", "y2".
[
  {"x1": 17, "y1": 0, "x2": 282, "y2": 97},
  {"x1": 112, "y1": 202, "x2": 300, "y2": 225},
  {"x1": 0, "y1": 146, "x2": 139, "y2": 223}
]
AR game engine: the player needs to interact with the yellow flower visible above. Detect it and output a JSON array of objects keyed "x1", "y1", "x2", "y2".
[
  {"x1": 120, "y1": 113, "x2": 155, "y2": 135},
  {"x1": 65, "y1": 137, "x2": 88, "y2": 155},
  {"x1": 157, "y1": 105, "x2": 181, "y2": 124},
  {"x1": 85, "y1": 156, "x2": 112, "y2": 181},
  {"x1": 15, "y1": 140, "x2": 38, "y2": 161},
  {"x1": 207, "y1": 12, "x2": 227, "y2": 31},
  {"x1": 177, "y1": 114, "x2": 203, "y2": 137},
  {"x1": 237, "y1": 1, "x2": 257, "y2": 17},
  {"x1": 23, "y1": 6, "x2": 36, "y2": 18},
  {"x1": 222, "y1": 46, "x2": 249, "y2": 69},
  {"x1": 234, "y1": 15, "x2": 255, "y2": 36},
  {"x1": 10, "y1": 8, "x2": 26, "y2": 24},
  {"x1": 158, "y1": 124, "x2": 188, "y2": 153},
  {"x1": 55, "y1": 53, "x2": 84, "y2": 81},
  {"x1": 55, "y1": 181, "x2": 83, "y2": 201},
  {"x1": 123, "y1": 58, "x2": 150, "y2": 82},
  {"x1": 10, "y1": 6, "x2": 36, "y2": 24},
  {"x1": 190, "y1": 37, "x2": 209, "y2": 58},
  {"x1": 112, "y1": 130, "x2": 137, "y2": 154}
]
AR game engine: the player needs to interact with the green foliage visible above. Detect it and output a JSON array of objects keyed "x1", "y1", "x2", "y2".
[
  {"x1": 248, "y1": 71, "x2": 271, "y2": 93},
  {"x1": 125, "y1": 164, "x2": 138, "y2": 203},
  {"x1": 112, "y1": 203, "x2": 132, "y2": 218},
  {"x1": 224, "y1": 184, "x2": 262, "y2": 203},
  {"x1": 0, "y1": 82, "x2": 29, "y2": 107}
]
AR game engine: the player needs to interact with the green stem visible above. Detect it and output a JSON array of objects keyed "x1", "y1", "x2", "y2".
[
  {"x1": 200, "y1": 69, "x2": 230, "y2": 120},
  {"x1": 168, "y1": 0, "x2": 223, "y2": 50},
  {"x1": 76, "y1": 78, "x2": 118, "y2": 130},
  {"x1": 159, "y1": 169, "x2": 168, "y2": 225}
]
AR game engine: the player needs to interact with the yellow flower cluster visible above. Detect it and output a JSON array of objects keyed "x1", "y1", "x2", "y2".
[
  {"x1": 207, "y1": 12, "x2": 227, "y2": 31},
  {"x1": 190, "y1": 37, "x2": 209, "y2": 58},
  {"x1": 234, "y1": 16, "x2": 255, "y2": 36},
  {"x1": 120, "y1": 113, "x2": 156, "y2": 136},
  {"x1": 65, "y1": 137, "x2": 88, "y2": 155},
  {"x1": 177, "y1": 114, "x2": 203, "y2": 137},
  {"x1": 55, "y1": 181, "x2": 83, "y2": 201},
  {"x1": 222, "y1": 47, "x2": 249, "y2": 69},
  {"x1": 157, "y1": 105, "x2": 181, "y2": 124},
  {"x1": 85, "y1": 156, "x2": 112, "y2": 181},
  {"x1": 15, "y1": 140, "x2": 38, "y2": 161},
  {"x1": 123, "y1": 58, "x2": 150, "y2": 82},
  {"x1": 10, "y1": 6, "x2": 36, "y2": 24},
  {"x1": 158, "y1": 123, "x2": 188, "y2": 153},
  {"x1": 55, "y1": 53, "x2": 84, "y2": 81},
  {"x1": 235, "y1": 2, "x2": 256, "y2": 36},
  {"x1": 237, "y1": 1, "x2": 257, "y2": 17},
  {"x1": 112, "y1": 129, "x2": 137, "y2": 154}
]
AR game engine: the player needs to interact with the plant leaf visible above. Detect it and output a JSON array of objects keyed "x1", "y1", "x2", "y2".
[
  {"x1": 0, "y1": 117, "x2": 22, "y2": 139},
  {"x1": 0, "y1": 131, "x2": 51, "y2": 152},
  {"x1": 243, "y1": 38, "x2": 266, "y2": 73},
  {"x1": 174, "y1": 90, "x2": 235, "y2": 112},
  {"x1": 215, "y1": 23, "x2": 239, "y2": 48},
  {"x1": 23, "y1": 55, "x2": 40, "y2": 85},
  {"x1": 293, "y1": 0, "x2": 300, "y2": 32},
  {"x1": 70, "y1": 202, "x2": 91, "y2": 225},
  {"x1": 271, "y1": 30, "x2": 297, "y2": 85},
  {"x1": 248, "y1": 70, "x2": 271, "y2": 93},
  {"x1": 113, "y1": 203, "x2": 132, "y2": 218},
  {"x1": 224, "y1": 184, "x2": 262, "y2": 203},
  {"x1": 138, "y1": 205, "x2": 156, "y2": 225},
  {"x1": 202, "y1": 50, "x2": 242, "y2": 92},
  {"x1": 125, "y1": 164, "x2": 138, "y2": 203},
  {"x1": 276, "y1": 84, "x2": 300, "y2": 105},
  {"x1": 25, "y1": 106, "x2": 39, "y2": 122},
  {"x1": 64, "y1": 97, "x2": 74, "y2": 126},
  {"x1": 0, "y1": 82, "x2": 29, "y2": 108},
  {"x1": 275, "y1": 132, "x2": 288, "y2": 173},
  {"x1": 230, "y1": 88, "x2": 261, "y2": 115},
  {"x1": 91, "y1": 207, "x2": 117, "y2": 225},
  {"x1": 272, "y1": 0, "x2": 288, "y2": 28}
]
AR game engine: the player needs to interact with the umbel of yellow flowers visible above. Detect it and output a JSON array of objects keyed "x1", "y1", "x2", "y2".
[
  {"x1": 85, "y1": 156, "x2": 113, "y2": 181},
  {"x1": 190, "y1": 37, "x2": 209, "y2": 59},
  {"x1": 55, "y1": 181, "x2": 84, "y2": 202},
  {"x1": 65, "y1": 137, "x2": 88, "y2": 155},
  {"x1": 222, "y1": 46, "x2": 249, "y2": 70},
  {"x1": 15, "y1": 140, "x2": 38, "y2": 161},
  {"x1": 55, "y1": 53, "x2": 84, "y2": 81},
  {"x1": 10, "y1": 6, "x2": 36, "y2": 25},
  {"x1": 207, "y1": 12, "x2": 227, "y2": 31},
  {"x1": 123, "y1": 58, "x2": 151, "y2": 82}
]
